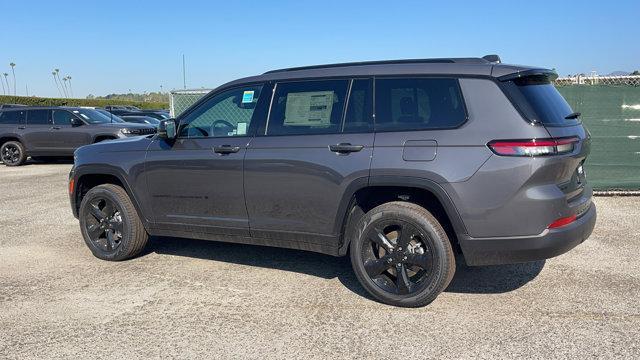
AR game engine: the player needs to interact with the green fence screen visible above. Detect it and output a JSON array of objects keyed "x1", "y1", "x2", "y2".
[{"x1": 558, "y1": 85, "x2": 640, "y2": 190}]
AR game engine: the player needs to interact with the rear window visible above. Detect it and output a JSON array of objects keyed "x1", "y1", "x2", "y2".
[
  {"x1": 512, "y1": 76, "x2": 579, "y2": 126},
  {"x1": 374, "y1": 78, "x2": 467, "y2": 131}
]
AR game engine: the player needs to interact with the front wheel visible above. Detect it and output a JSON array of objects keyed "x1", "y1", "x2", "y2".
[
  {"x1": 350, "y1": 202, "x2": 455, "y2": 307},
  {"x1": 79, "y1": 184, "x2": 148, "y2": 261},
  {"x1": 1, "y1": 141, "x2": 27, "y2": 166}
]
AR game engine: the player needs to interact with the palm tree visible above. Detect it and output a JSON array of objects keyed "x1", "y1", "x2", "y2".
[
  {"x1": 2, "y1": 73, "x2": 10, "y2": 96},
  {"x1": 54, "y1": 69, "x2": 67, "y2": 98},
  {"x1": 62, "y1": 76, "x2": 70, "y2": 98},
  {"x1": 9, "y1": 62, "x2": 16, "y2": 95},
  {"x1": 52, "y1": 71, "x2": 63, "y2": 97},
  {"x1": 66, "y1": 76, "x2": 73, "y2": 98}
]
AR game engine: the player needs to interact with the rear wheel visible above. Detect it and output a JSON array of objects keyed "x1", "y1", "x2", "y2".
[
  {"x1": 1, "y1": 141, "x2": 27, "y2": 166},
  {"x1": 79, "y1": 184, "x2": 148, "y2": 261},
  {"x1": 350, "y1": 202, "x2": 455, "y2": 307}
]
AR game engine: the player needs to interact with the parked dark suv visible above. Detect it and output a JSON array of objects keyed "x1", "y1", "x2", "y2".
[
  {"x1": 0, "y1": 107, "x2": 156, "y2": 166},
  {"x1": 68, "y1": 56, "x2": 596, "y2": 307}
]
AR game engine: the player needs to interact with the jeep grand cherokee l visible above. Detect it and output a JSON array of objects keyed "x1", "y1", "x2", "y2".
[
  {"x1": 68, "y1": 56, "x2": 596, "y2": 307},
  {"x1": 0, "y1": 106, "x2": 155, "y2": 166}
]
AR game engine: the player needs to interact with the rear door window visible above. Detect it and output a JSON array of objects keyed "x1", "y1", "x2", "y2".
[
  {"x1": 343, "y1": 79, "x2": 374, "y2": 133},
  {"x1": 27, "y1": 110, "x2": 51, "y2": 125},
  {"x1": 266, "y1": 80, "x2": 349, "y2": 136},
  {"x1": 0, "y1": 110, "x2": 26, "y2": 125},
  {"x1": 511, "y1": 76, "x2": 579, "y2": 126},
  {"x1": 374, "y1": 78, "x2": 467, "y2": 131}
]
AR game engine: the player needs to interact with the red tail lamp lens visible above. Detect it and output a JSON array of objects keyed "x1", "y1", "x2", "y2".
[
  {"x1": 488, "y1": 137, "x2": 579, "y2": 157},
  {"x1": 548, "y1": 215, "x2": 577, "y2": 229}
]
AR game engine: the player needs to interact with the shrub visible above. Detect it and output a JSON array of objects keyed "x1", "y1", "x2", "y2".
[{"x1": 0, "y1": 95, "x2": 168, "y2": 110}]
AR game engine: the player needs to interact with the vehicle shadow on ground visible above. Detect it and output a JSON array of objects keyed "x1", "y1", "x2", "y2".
[
  {"x1": 0, "y1": 158, "x2": 75, "y2": 166},
  {"x1": 145, "y1": 236, "x2": 545, "y2": 300}
]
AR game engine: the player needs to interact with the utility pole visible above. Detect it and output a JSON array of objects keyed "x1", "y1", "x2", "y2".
[{"x1": 182, "y1": 54, "x2": 186, "y2": 89}]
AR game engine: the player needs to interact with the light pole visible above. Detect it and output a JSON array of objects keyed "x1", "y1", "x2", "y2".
[
  {"x1": 0, "y1": 74, "x2": 5, "y2": 95},
  {"x1": 9, "y1": 62, "x2": 16, "y2": 95}
]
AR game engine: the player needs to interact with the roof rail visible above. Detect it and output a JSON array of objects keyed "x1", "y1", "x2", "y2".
[{"x1": 263, "y1": 57, "x2": 492, "y2": 74}]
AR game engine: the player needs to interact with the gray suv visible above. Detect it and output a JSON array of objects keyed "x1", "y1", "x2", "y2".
[
  {"x1": 0, "y1": 107, "x2": 156, "y2": 166},
  {"x1": 68, "y1": 56, "x2": 596, "y2": 307}
]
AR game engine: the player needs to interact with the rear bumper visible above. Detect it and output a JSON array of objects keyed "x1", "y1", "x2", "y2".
[{"x1": 459, "y1": 203, "x2": 596, "y2": 266}]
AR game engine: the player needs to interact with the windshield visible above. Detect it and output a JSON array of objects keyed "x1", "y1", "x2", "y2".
[
  {"x1": 512, "y1": 76, "x2": 580, "y2": 126},
  {"x1": 72, "y1": 108, "x2": 120, "y2": 124},
  {"x1": 95, "y1": 109, "x2": 125, "y2": 123}
]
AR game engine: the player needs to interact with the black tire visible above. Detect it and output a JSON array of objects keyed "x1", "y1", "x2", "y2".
[
  {"x1": 79, "y1": 184, "x2": 148, "y2": 261},
  {"x1": 1, "y1": 141, "x2": 27, "y2": 166},
  {"x1": 350, "y1": 201, "x2": 455, "y2": 307}
]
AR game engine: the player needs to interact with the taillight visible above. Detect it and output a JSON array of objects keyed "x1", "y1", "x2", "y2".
[
  {"x1": 488, "y1": 137, "x2": 579, "y2": 157},
  {"x1": 548, "y1": 215, "x2": 577, "y2": 229}
]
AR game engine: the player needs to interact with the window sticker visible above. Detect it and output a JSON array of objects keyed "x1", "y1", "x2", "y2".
[
  {"x1": 284, "y1": 91, "x2": 334, "y2": 127},
  {"x1": 236, "y1": 122, "x2": 247, "y2": 135},
  {"x1": 242, "y1": 91, "x2": 255, "y2": 104}
]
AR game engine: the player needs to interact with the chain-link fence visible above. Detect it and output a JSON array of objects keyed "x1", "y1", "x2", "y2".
[
  {"x1": 170, "y1": 89, "x2": 212, "y2": 117},
  {"x1": 555, "y1": 75, "x2": 640, "y2": 87},
  {"x1": 170, "y1": 79, "x2": 640, "y2": 191}
]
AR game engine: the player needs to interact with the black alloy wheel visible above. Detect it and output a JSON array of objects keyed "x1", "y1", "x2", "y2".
[
  {"x1": 1, "y1": 142, "x2": 25, "y2": 166},
  {"x1": 362, "y1": 219, "x2": 435, "y2": 296},
  {"x1": 350, "y1": 202, "x2": 455, "y2": 307},
  {"x1": 84, "y1": 197, "x2": 125, "y2": 253}
]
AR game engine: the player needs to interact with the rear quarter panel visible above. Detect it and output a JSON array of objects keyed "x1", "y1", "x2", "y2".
[{"x1": 371, "y1": 78, "x2": 553, "y2": 237}]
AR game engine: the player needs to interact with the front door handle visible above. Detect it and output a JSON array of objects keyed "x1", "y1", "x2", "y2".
[
  {"x1": 50, "y1": 126, "x2": 61, "y2": 130},
  {"x1": 329, "y1": 143, "x2": 364, "y2": 154},
  {"x1": 213, "y1": 145, "x2": 241, "y2": 154},
  {"x1": 17, "y1": 126, "x2": 26, "y2": 130}
]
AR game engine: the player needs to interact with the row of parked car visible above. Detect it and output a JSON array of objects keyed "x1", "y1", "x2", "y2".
[{"x1": 0, "y1": 104, "x2": 168, "y2": 166}]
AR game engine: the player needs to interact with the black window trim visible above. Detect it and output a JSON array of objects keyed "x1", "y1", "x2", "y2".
[
  {"x1": 371, "y1": 75, "x2": 470, "y2": 133},
  {"x1": 176, "y1": 83, "x2": 266, "y2": 140}
]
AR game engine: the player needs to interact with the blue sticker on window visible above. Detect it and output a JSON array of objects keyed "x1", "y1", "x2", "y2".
[{"x1": 242, "y1": 91, "x2": 255, "y2": 103}]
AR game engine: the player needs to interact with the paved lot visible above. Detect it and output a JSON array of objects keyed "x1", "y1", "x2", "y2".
[{"x1": 0, "y1": 163, "x2": 638, "y2": 359}]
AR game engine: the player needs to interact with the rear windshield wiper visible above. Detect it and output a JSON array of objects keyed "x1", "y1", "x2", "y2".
[{"x1": 565, "y1": 112, "x2": 581, "y2": 119}]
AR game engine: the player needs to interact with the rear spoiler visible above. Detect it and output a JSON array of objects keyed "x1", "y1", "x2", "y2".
[{"x1": 497, "y1": 68, "x2": 558, "y2": 82}]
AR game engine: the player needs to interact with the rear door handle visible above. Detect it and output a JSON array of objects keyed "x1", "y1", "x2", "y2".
[
  {"x1": 50, "y1": 126, "x2": 61, "y2": 130},
  {"x1": 213, "y1": 145, "x2": 241, "y2": 154},
  {"x1": 329, "y1": 143, "x2": 364, "y2": 154},
  {"x1": 17, "y1": 126, "x2": 26, "y2": 130}
]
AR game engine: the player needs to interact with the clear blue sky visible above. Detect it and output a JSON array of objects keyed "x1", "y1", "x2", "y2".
[{"x1": 1, "y1": 0, "x2": 638, "y2": 98}]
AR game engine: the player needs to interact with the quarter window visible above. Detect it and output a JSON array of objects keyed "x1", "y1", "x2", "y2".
[
  {"x1": 374, "y1": 78, "x2": 466, "y2": 131},
  {"x1": 267, "y1": 80, "x2": 349, "y2": 136},
  {"x1": 179, "y1": 85, "x2": 263, "y2": 138}
]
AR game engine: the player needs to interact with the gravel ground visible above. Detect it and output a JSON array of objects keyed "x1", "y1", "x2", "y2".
[{"x1": 0, "y1": 163, "x2": 638, "y2": 359}]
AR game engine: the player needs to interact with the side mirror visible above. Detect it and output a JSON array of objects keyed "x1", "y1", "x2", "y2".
[
  {"x1": 157, "y1": 119, "x2": 177, "y2": 140},
  {"x1": 71, "y1": 118, "x2": 83, "y2": 127}
]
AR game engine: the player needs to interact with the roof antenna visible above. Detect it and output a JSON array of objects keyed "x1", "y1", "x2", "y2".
[{"x1": 482, "y1": 54, "x2": 501, "y2": 63}]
